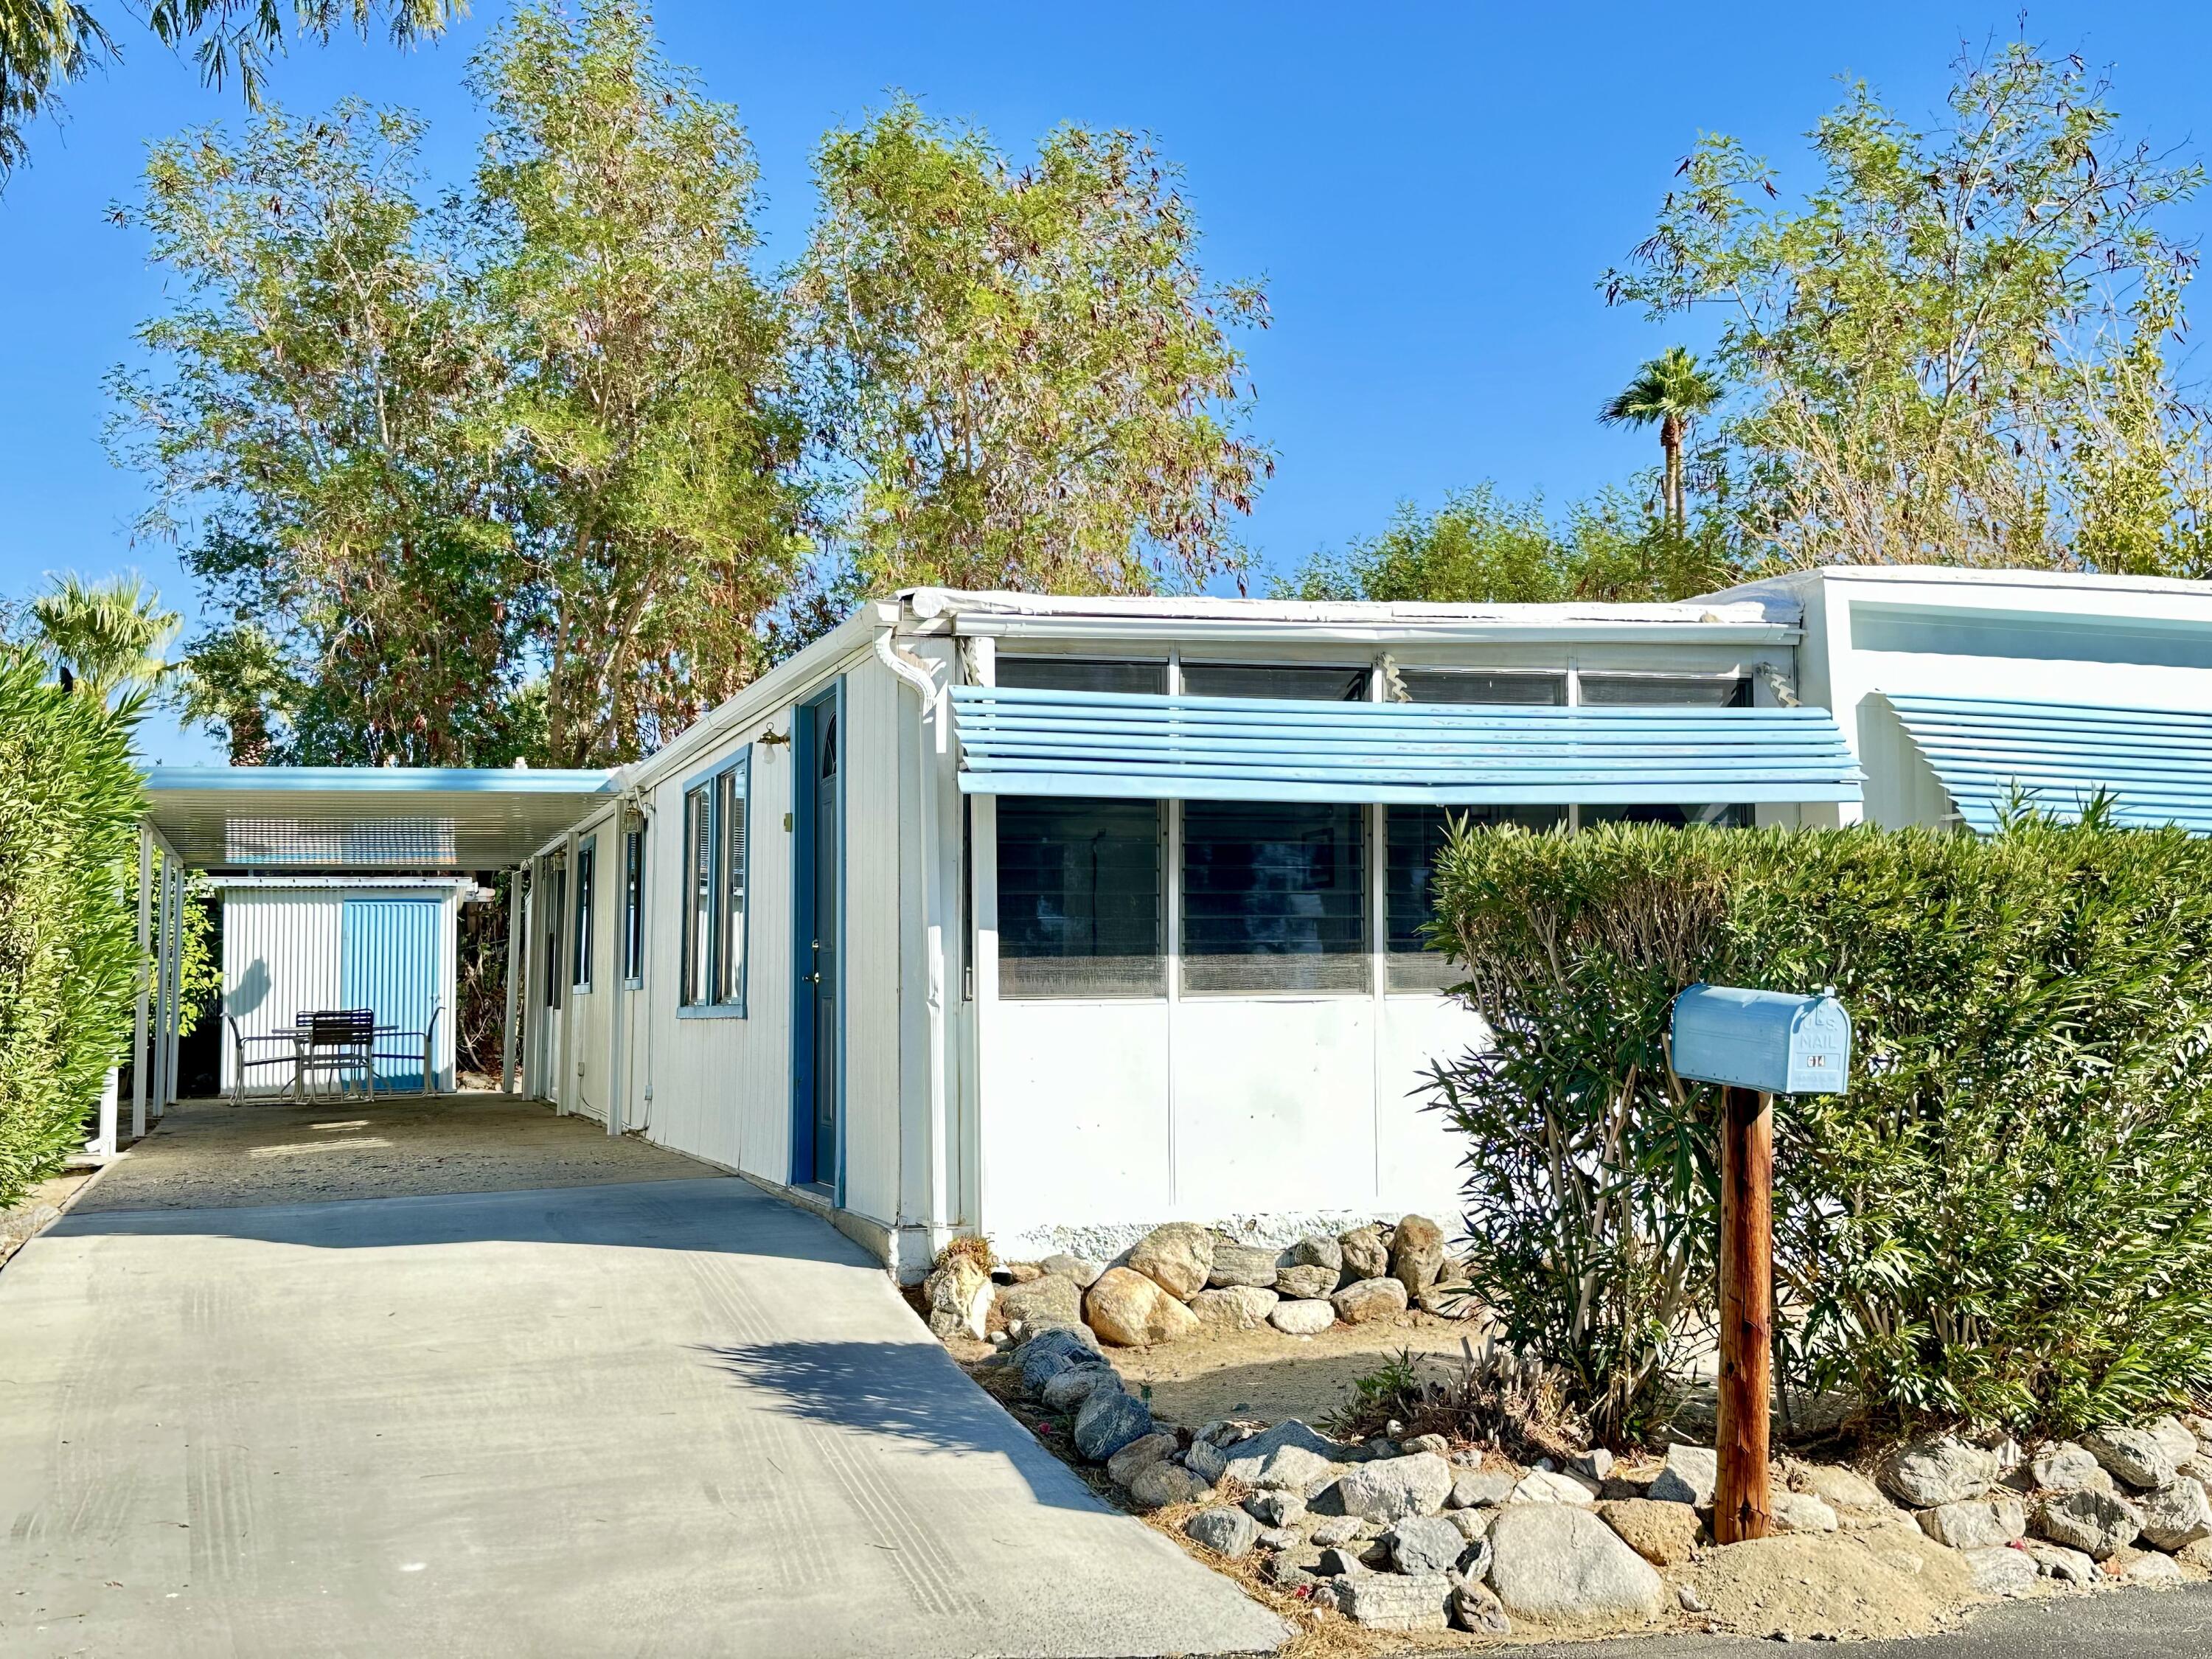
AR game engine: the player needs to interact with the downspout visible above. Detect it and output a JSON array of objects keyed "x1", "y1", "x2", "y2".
[{"x1": 873, "y1": 625, "x2": 951, "y2": 1266}]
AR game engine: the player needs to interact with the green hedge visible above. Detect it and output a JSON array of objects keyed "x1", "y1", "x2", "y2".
[
  {"x1": 0, "y1": 647, "x2": 145, "y2": 1205},
  {"x1": 1426, "y1": 812, "x2": 2212, "y2": 1442}
]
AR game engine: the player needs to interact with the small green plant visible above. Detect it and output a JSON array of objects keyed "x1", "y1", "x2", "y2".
[{"x1": 1324, "y1": 1339, "x2": 1583, "y2": 1462}]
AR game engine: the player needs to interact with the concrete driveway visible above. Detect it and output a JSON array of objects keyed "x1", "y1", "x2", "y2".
[{"x1": 0, "y1": 1167, "x2": 1284, "y2": 1658}]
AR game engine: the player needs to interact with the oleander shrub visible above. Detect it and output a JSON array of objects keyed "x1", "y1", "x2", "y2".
[
  {"x1": 1425, "y1": 808, "x2": 2212, "y2": 1443},
  {"x1": 0, "y1": 647, "x2": 145, "y2": 1205}
]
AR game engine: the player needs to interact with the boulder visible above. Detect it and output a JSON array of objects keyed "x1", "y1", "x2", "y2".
[
  {"x1": 1189, "y1": 1284, "x2": 1278, "y2": 1332},
  {"x1": 1596, "y1": 1498, "x2": 1703, "y2": 1566},
  {"x1": 2180, "y1": 1537, "x2": 2212, "y2": 1571},
  {"x1": 1511, "y1": 1469, "x2": 1599, "y2": 1504},
  {"x1": 1333, "y1": 1573, "x2": 1452, "y2": 1632},
  {"x1": 1071, "y1": 1385, "x2": 1155, "y2": 1462},
  {"x1": 1918, "y1": 1496, "x2": 2026, "y2": 1551},
  {"x1": 1385, "y1": 1514, "x2": 1470, "y2": 1573},
  {"x1": 1186, "y1": 1418, "x2": 1342, "y2": 1489},
  {"x1": 997, "y1": 1273, "x2": 1085, "y2": 1334},
  {"x1": 1267, "y1": 1543, "x2": 1327, "y2": 1590},
  {"x1": 2111, "y1": 1546, "x2": 2184, "y2": 1584},
  {"x1": 1084, "y1": 1267, "x2": 1200, "y2": 1347},
  {"x1": 2146, "y1": 1416, "x2": 2200, "y2": 1469},
  {"x1": 1273, "y1": 1263, "x2": 1339, "y2": 1301},
  {"x1": 1572, "y1": 1448, "x2": 1615, "y2": 1483},
  {"x1": 1772, "y1": 1492, "x2": 1840, "y2": 1534},
  {"x1": 1129, "y1": 1461, "x2": 1213, "y2": 1511},
  {"x1": 1244, "y1": 1489, "x2": 1304, "y2": 1528},
  {"x1": 1332, "y1": 1277, "x2": 1409, "y2": 1325},
  {"x1": 1402, "y1": 1432, "x2": 1451, "y2": 1458},
  {"x1": 1127, "y1": 1222, "x2": 1214, "y2": 1300},
  {"x1": 1486, "y1": 1503, "x2": 1668, "y2": 1626},
  {"x1": 1315, "y1": 1544, "x2": 1372, "y2": 1577},
  {"x1": 1184, "y1": 1506, "x2": 1260, "y2": 1559},
  {"x1": 1961, "y1": 1545, "x2": 2039, "y2": 1599},
  {"x1": 2182, "y1": 1413, "x2": 2212, "y2": 1455},
  {"x1": 2034, "y1": 1487, "x2": 2143, "y2": 1559},
  {"x1": 922, "y1": 1256, "x2": 994, "y2": 1340},
  {"x1": 2020, "y1": 1538, "x2": 2097, "y2": 1585},
  {"x1": 996, "y1": 1262, "x2": 1043, "y2": 1284},
  {"x1": 1339, "y1": 1224, "x2": 1390, "y2": 1281},
  {"x1": 1449, "y1": 1468, "x2": 1518, "y2": 1509},
  {"x1": 1256, "y1": 1526, "x2": 1300, "y2": 1551},
  {"x1": 1038, "y1": 1252, "x2": 1105, "y2": 1287},
  {"x1": 1105, "y1": 1430, "x2": 1178, "y2": 1486},
  {"x1": 1787, "y1": 1462, "x2": 1891, "y2": 1517},
  {"x1": 1388, "y1": 1213, "x2": 1447, "y2": 1295},
  {"x1": 1449, "y1": 1579, "x2": 1512, "y2": 1635},
  {"x1": 2136, "y1": 1476, "x2": 2212, "y2": 1552},
  {"x1": 2082, "y1": 1425, "x2": 2176, "y2": 1489},
  {"x1": 1309, "y1": 1516, "x2": 1368, "y2": 1547},
  {"x1": 1017, "y1": 1326, "x2": 1102, "y2": 1394},
  {"x1": 2017, "y1": 1441, "x2": 2112, "y2": 1495},
  {"x1": 1206, "y1": 1240, "x2": 1280, "y2": 1290},
  {"x1": 1038, "y1": 1363, "x2": 1119, "y2": 1412},
  {"x1": 1649, "y1": 1444, "x2": 1719, "y2": 1507},
  {"x1": 1416, "y1": 1282, "x2": 1480, "y2": 1318},
  {"x1": 1270, "y1": 1298, "x2": 1335, "y2": 1336},
  {"x1": 1331, "y1": 1452, "x2": 1455, "y2": 1522},
  {"x1": 1288, "y1": 1232, "x2": 1345, "y2": 1273},
  {"x1": 1882, "y1": 1434, "x2": 2000, "y2": 1509}
]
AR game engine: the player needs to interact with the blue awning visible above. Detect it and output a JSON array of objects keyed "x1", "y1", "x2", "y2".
[
  {"x1": 1881, "y1": 693, "x2": 2212, "y2": 834},
  {"x1": 950, "y1": 685, "x2": 1864, "y2": 804}
]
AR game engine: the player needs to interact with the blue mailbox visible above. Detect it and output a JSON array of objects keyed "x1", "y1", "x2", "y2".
[{"x1": 1669, "y1": 984, "x2": 1851, "y2": 1096}]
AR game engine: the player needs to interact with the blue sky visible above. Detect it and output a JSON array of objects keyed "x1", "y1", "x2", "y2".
[{"x1": 5, "y1": 1, "x2": 2211, "y2": 762}]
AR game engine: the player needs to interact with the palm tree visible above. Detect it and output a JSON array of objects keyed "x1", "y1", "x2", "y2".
[
  {"x1": 1599, "y1": 347, "x2": 1725, "y2": 535},
  {"x1": 29, "y1": 572, "x2": 180, "y2": 711}
]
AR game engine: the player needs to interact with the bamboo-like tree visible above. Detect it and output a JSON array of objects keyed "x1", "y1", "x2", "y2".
[
  {"x1": 1599, "y1": 346, "x2": 1723, "y2": 535},
  {"x1": 28, "y1": 571, "x2": 179, "y2": 710}
]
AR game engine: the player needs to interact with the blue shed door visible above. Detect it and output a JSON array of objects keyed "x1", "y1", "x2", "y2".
[{"x1": 340, "y1": 898, "x2": 440, "y2": 1091}]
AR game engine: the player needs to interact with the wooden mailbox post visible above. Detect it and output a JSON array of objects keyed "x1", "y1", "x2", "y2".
[{"x1": 1669, "y1": 984, "x2": 1851, "y2": 1545}]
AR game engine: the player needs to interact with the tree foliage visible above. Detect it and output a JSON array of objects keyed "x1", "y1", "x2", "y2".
[
  {"x1": 793, "y1": 97, "x2": 1270, "y2": 600},
  {"x1": 1606, "y1": 39, "x2": 2212, "y2": 575},
  {"x1": 27, "y1": 571, "x2": 179, "y2": 709}
]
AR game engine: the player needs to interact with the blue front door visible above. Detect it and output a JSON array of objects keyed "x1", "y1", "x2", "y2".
[{"x1": 340, "y1": 898, "x2": 440, "y2": 1091}]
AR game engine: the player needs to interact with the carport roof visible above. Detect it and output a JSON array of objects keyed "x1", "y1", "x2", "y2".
[{"x1": 142, "y1": 765, "x2": 619, "y2": 871}]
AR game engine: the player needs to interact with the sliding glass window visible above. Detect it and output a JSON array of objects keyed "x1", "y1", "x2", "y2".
[
  {"x1": 995, "y1": 657, "x2": 1168, "y2": 695},
  {"x1": 571, "y1": 836, "x2": 597, "y2": 990},
  {"x1": 1180, "y1": 662, "x2": 1368, "y2": 701},
  {"x1": 997, "y1": 797, "x2": 1164, "y2": 998},
  {"x1": 1182, "y1": 801, "x2": 1368, "y2": 994},
  {"x1": 621, "y1": 828, "x2": 645, "y2": 985},
  {"x1": 681, "y1": 753, "x2": 751, "y2": 1011},
  {"x1": 1579, "y1": 673, "x2": 1753, "y2": 827},
  {"x1": 1385, "y1": 805, "x2": 1564, "y2": 991}
]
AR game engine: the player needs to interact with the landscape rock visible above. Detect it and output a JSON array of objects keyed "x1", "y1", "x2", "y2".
[
  {"x1": 1787, "y1": 1463, "x2": 1890, "y2": 1518},
  {"x1": 1386, "y1": 1514, "x2": 1470, "y2": 1573},
  {"x1": 1267, "y1": 1543, "x2": 1326, "y2": 1590},
  {"x1": 1288, "y1": 1232, "x2": 1344, "y2": 1272},
  {"x1": 2034, "y1": 1487, "x2": 2143, "y2": 1559},
  {"x1": 1882, "y1": 1435, "x2": 2000, "y2": 1509},
  {"x1": 1084, "y1": 1267, "x2": 1200, "y2": 1347},
  {"x1": 1917, "y1": 1496, "x2": 2025, "y2": 1551},
  {"x1": 1105, "y1": 1430, "x2": 1178, "y2": 1486},
  {"x1": 1388, "y1": 1214, "x2": 1447, "y2": 1295},
  {"x1": 2181, "y1": 1413, "x2": 2212, "y2": 1454},
  {"x1": 1205, "y1": 1241, "x2": 1280, "y2": 1290},
  {"x1": 2135, "y1": 1476, "x2": 2212, "y2": 1552},
  {"x1": 1339, "y1": 1224, "x2": 1390, "y2": 1281},
  {"x1": 1486, "y1": 1503, "x2": 1669, "y2": 1626},
  {"x1": 1189, "y1": 1284, "x2": 1279, "y2": 1332},
  {"x1": 1772, "y1": 1492, "x2": 1840, "y2": 1534},
  {"x1": 2020, "y1": 1539, "x2": 2097, "y2": 1585},
  {"x1": 1256, "y1": 1526, "x2": 1300, "y2": 1551},
  {"x1": 1186, "y1": 1418, "x2": 1342, "y2": 1489},
  {"x1": 1332, "y1": 1276, "x2": 1410, "y2": 1325},
  {"x1": 1512, "y1": 1469, "x2": 1599, "y2": 1504},
  {"x1": 2146, "y1": 1417, "x2": 2200, "y2": 1469},
  {"x1": 997, "y1": 1273, "x2": 1085, "y2": 1334},
  {"x1": 1071, "y1": 1385, "x2": 1154, "y2": 1462},
  {"x1": 1127, "y1": 1222, "x2": 1214, "y2": 1300},
  {"x1": 1184, "y1": 1506, "x2": 1260, "y2": 1559},
  {"x1": 1449, "y1": 1468, "x2": 1518, "y2": 1509},
  {"x1": 1038, "y1": 1252, "x2": 1104, "y2": 1287},
  {"x1": 1269, "y1": 1298, "x2": 1336, "y2": 1336},
  {"x1": 1128, "y1": 1461, "x2": 1213, "y2": 1510},
  {"x1": 2081, "y1": 1426, "x2": 2176, "y2": 1489},
  {"x1": 1402, "y1": 1433, "x2": 1451, "y2": 1458},
  {"x1": 1446, "y1": 1509, "x2": 1492, "y2": 1542},
  {"x1": 1573, "y1": 1449, "x2": 1615, "y2": 1483},
  {"x1": 1017, "y1": 1326, "x2": 1102, "y2": 1393},
  {"x1": 2112, "y1": 1546, "x2": 2183, "y2": 1585},
  {"x1": 1649, "y1": 1444, "x2": 1719, "y2": 1507},
  {"x1": 1273, "y1": 1263, "x2": 1340, "y2": 1301},
  {"x1": 1315, "y1": 1545, "x2": 1371, "y2": 1577},
  {"x1": 1245, "y1": 1489, "x2": 1304, "y2": 1528},
  {"x1": 1961, "y1": 1545, "x2": 2039, "y2": 1598},
  {"x1": 1415, "y1": 1281, "x2": 1480, "y2": 1318},
  {"x1": 1333, "y1": 1573, "x2": 1451, "y2": 1633},
  {"x1": 1332, "y1": 1452, "x2": 1455, "y2": 1522},
  {"x1": 922, "y1": 1256, "x2": 994, "y2": 1340},
  {"x1": 1449, "y1": 1578, "x2": 1512, "y2": 1635},
  {"x1": 1038, "y1": 1363, "x2": 1118, "y2": 1412},
  {"x1": 1596, "y1": 1498, "x2": 1703, "y2": 1566},
  {"x1": 996, "y1": 1262, "x2": 1043, "y2": 1284},
  {"x1": 2179, "y1": 1537, "x2": 2212, "y2": 1571},
  {"x1": 1309, "y1": 1516, "x2": 1367, "y2": 1547},
  {"x1": 2017, "y1": 1441, "x2": 2112, "y2": 1496}
]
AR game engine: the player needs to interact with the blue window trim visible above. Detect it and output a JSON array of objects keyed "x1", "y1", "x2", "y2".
[
  {"x1": 620, "y1": 826, "x2": 645, "y2": 990},
  {"x1": 570, "y1": 836, "x2": 597, "y2": 993},
  {"x1": 675, "y1": 748, "x2": 751, "y2": 1018}
]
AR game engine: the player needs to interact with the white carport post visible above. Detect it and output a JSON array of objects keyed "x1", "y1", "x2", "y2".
[
  {"x1": 500, "y1": 865, "x2": 523, "y2": 1094},
  {"x1": 149, "y1": 851, "x2": 171, "y2": 1119},
  {"x1": 131, "y1": 827, "x2": 152, "y2": 1140}
]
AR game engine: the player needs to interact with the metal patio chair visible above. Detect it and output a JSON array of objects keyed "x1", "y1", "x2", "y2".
[
  {"x1": 366, "y1": 1005, "x2": 442, "y2": 1096},
  {"x1": 297, "y1": 1009, "x2": 375, "y2": 1100},
  {"x1": 226, "y1": 1015, "x2": 303, "y2": 1104}
]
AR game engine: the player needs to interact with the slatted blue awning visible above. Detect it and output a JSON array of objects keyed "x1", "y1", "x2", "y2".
[
  {"x1": 1882, "y1": 693, "x2": 2212, "y2": 834},
  {"x1": 950, "y1": 685, "x2": 1864, "y2": 804}
]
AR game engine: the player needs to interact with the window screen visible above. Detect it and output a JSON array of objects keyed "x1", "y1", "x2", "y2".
[
  {"x1": 714, "y1": 766, "x2": 748, "y2": 1005},
  {"x1": 995, "y1": 657, "x2": 1168, "y2": 695},
  {"x1": 543, "y1": 866, "x2": 565, "y2": 1009},
  {"x1": 622, "y1": 829, "x2": 644, "y2": 984},
  {"x1": 1578, "y1": 674, "x2": 1751, "y2": 706},
  {"x1": 571, "y1": 838, "x2": 596, "y2": 988},
  {"x1": 1180, "y1": 663, "x2": 1370, "y2": 701},
  {"x1": 997, "y1": 797, "x2": 1164, "y2": 998},
  {"x1": 681, "y1": 758, "x2": 750, "y2": 1008},
  {"x1": 1182, "y1": 801, "x2": 1368, "y2": 993},
  {"x1": 1582, "y1": 802, "x2": 1753, "y2": 829},
  {"x1": 1399, "y1": 670, "x2": 1565, "y2": 705},
  {"x1": 1386, "y1": 805, "x2": 1565, "y2": 991},
  {"x1": 681, "y1": 785, "x2": 712, "y2": 1004}
]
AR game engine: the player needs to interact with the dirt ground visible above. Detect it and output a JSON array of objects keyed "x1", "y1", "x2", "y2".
[{"x1": 72, "y1": 1093, "x2": 721, "y2": 1212}]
